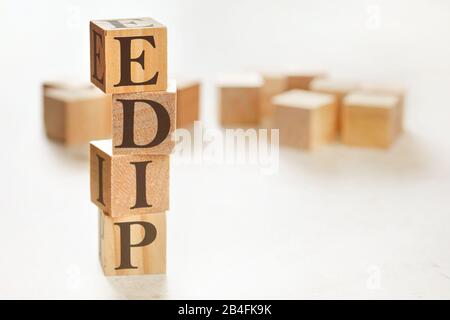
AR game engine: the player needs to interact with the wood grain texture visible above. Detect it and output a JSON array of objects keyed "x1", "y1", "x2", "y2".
[
  {"x1": 217, "y1": 74, "x2": 262, "y2": 126},
  {"x1": 286, "y1": 72, "x2": 326, "y2": 90},
  {"x1": 220, "y1": 87, "x2": 260, "y2": 125},
  {"x1": 90, "y1": 18, "x2": 167, "y2": 94},
  {"x1": 112, "y1": 82, "x2": 176, "y2": 155},
  {"x1": 43, "y1": 88, "x2": 112, "y2": 145},
  {"x1": 341, "y1": 93, "x2": 400, "y2": 149},
  {"x1": 176, "y1": 80, "x2": 200, "y2": 128},
  {"x1": 42, "y1": 79, "x2": 94, "y2": 93},
  {"x1": 273, "y1": 90, "x2": 337, "y2": 150},
  {"x1": 358, "y1": 82, "x2": 406, "y2": 134},
  {"x1": 99, "y1": 210, "x2": 166, "y2": 276},
  {"x1": 90, "y1": 139, "x2": 169, "y2": 217},
  {"x1": 260, "y1": 74, "x2": 288, "y2": 121},
  {"x1": 309, "y1": 79, "x2": 358, "y2": 130}
]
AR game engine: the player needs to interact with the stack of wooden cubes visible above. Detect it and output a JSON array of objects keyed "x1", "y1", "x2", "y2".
[{"x1": 88, "y1": 18, "x2": 176, "y2": 276}]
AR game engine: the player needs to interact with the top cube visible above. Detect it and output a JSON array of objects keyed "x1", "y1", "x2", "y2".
[{"x1": 90, "y1": 18, "x2": 167, "y2": 94}]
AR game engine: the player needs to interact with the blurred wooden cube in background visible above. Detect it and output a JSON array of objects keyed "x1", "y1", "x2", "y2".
[
  {"x1": 358, "y1": 82, "x2": 406, "y2": 134},
  {"x1": 260, "y1": 73, "x2": 288, "y2": 123},
  {"x1": 341, "y1": 92, "x2": 401, "y2": 149},
  {"x1": 42, "y1": 79, "x2": 94, "y2": 93},
  {"x1": 176, "y1": 79, "x2": 200, "y2": 128},
  {"x1": 286, "y1": 70, "x2": 327, "y2": 90},
  {"x1": 309, "y1": 78, "x2": 358, "y2": 129},
  {"x1": 218, "y1": 73, "x2": 262, "y2": 126},
  {"x1": 273, "y1": 90, "x2": 337, "y2": 150},
  {"x1": 43, "y1": 86, "x2": 112, "y2": 145}
]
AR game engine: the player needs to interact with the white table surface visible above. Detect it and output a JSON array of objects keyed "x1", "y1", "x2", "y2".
[{"x1": 1, "y1": 0, "x2": 450, "y2": 299}]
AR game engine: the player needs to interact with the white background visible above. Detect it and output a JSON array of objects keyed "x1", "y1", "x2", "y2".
[{"x1": 0, "y1": 0, "x2": 450, "y2": 299}]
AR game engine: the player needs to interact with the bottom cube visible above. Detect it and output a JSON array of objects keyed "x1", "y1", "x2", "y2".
[{"x1": 99, "y1": 210, "x2": 166, "y2": 276}]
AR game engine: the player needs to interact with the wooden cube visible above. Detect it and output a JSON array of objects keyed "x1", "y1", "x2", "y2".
[
  {"x1": 176, "y1": 79, "x2": 200, "y2": 128},
  {"x1": 43, "y1": 87, "x2": 112, "y2": 145},
  {"x1": 112, "y1": 81, "x2": 176, "y2": 155},
  {"x1": 90, "y1": 17, "x2": 167, "y2": 94},
  {"x1": 99, "y1": 210, "x2": 166, "y2": 276},
  {"x1": 273, "y1": 90, "x2": 337, "y2": 150},
  {"x1": 341, "y1": 92, "x2": 400, "y2": 149},
  {"x1": 90, "y1": 139, "x2": 169, "y2": 217},
  {"x1": 286, "y1": 71, "x2": 326, "y2": 90},
  {"x1": 260, "y1": 73, "x2": 288, "y2": 121},
  {"x1": 309, "y1": 79, "x2": 358, "y2": 130},
  {"x1": 42, "y1": 79, "x2": 94, "y2": 93},
  {"x1": 358, "y1": 82, "x2": 406, "y2": 134},
  {"x1": 218, "y1": 74, "x2": 262, "y2": 126}
]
